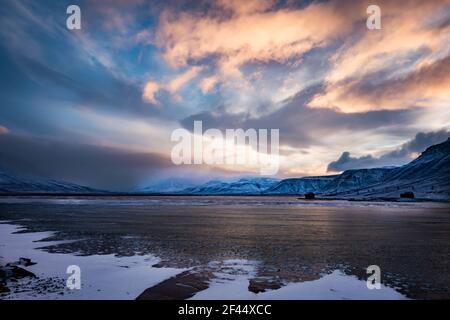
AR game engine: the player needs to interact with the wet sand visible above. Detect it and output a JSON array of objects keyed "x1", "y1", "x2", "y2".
[{"x1": 1, "y1": 196, "x2": 449, "y2": 299}]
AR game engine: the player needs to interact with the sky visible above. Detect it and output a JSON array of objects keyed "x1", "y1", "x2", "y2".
[{"x1": 0, "y1": 0, "x2": 449, "y2": 191}]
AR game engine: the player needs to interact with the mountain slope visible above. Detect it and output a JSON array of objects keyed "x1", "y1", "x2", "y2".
[
  {"x1": 339, "y1": 138, "x2": 450, "y2": 200},
  {"x1": 265, "y1": 176, "x2": 337, "y2": 194},
  {"x1": 321, "y1": 168, "x2": 393, "y2": 195},
  {"x1": 136, "y1": 178, "x2": 201, "y2": 193},
  {"x1": 0, "y1": 171, "x2": 100, "y2": 193},
  {"x1": 263, "y1": 138, "x2": 450, "y2": 200},
  {"x1": 183, "y1": 177, "x2": 280, "y2": 195}
]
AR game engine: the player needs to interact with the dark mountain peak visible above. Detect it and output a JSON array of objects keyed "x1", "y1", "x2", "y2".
[{"x1": 421, "y1": 137, "x2": 450, "y2": 156}]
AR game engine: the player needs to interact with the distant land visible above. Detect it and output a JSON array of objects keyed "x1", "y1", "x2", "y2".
[
  {"x1": 0, "y1": 171, "x2": 101, "y2": 194},
  {"x1": 1, "y1": 138, "x2": 449, "y2": 201}
]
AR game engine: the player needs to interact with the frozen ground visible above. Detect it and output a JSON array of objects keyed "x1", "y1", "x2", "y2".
[
  {"x1": 0, "y1": 195, "x2": 446, "y2": 209},
  {"x1": 190, "y1": 260, "x2": 408, "y2": 300},
  {"x1": 1, "y1": 222, "x2": 408, "y2": 300},
  {"x1": 0, "y1": 222, "x2": 185, "y2": 299}
]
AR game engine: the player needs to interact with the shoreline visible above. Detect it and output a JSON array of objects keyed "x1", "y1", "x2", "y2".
[{"x1": 1, "y1": 192, "x2": 449, "y2": 204}]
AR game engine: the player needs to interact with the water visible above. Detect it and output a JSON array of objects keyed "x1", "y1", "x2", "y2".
[{"x1": 1, "y1": 196, "x2": 449, "y2": 299}]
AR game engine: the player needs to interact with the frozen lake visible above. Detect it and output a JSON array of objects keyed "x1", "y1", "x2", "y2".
[{"x1": 1, "y1": 196, "x2": 449, "y2": 299}]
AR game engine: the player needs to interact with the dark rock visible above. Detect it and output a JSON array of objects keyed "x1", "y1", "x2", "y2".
[
  {"x1": 19, "y1": 258, "x2": 37, "y2": 267},
  {"x1": 400, "y1": 191, "x2": 415, "y2": 199},
  {"x1": 137, "y1": 269, "x2": 212, "y2": 300},
  {"x1": 305, "y1": 192, "x2": 315, "y2": 199},
  {"x1": 0, "y1": 283, "x2": 10, "y2": 294},
  {"x1": 1, "y1": 265, "x2": 36, "y2": 280},
  {"x1": 248, "y1": 279, "x2": 282, "y2": 293}
]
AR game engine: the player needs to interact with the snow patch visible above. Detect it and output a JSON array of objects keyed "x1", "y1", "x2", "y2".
[
  {"x1": 191, "y1": 260, "x2": 408, "y2": 300},
  {"x1": 0, "y1": 223, "x2": 186, "y2": 300}
]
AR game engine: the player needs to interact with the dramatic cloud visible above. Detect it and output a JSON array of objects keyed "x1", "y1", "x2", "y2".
[
  {"x1": 312, "y1": 55, "x2": 450, "y2": 112},
  {"x1": 154, "y1": 0, "x2": 353, "y2": 73},
  {"x1": 0, "y1": 134, "x2": 172, "y2": 191},
  {"x1": 181, "y1": 84, "x2": 420, "y2": 149},
  {"x1": 327, "y1": 129, "x2": 450, "y2": 172},
  {"x1": 310, "y1": 0, "x2": 450, "y2": 112},
  {"x1": 1, "y1": 0, "x2": 449, "y2": 186}
]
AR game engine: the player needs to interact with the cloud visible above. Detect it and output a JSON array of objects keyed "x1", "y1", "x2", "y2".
[
  {"x1": 142, "y1": 66, "x2": 203, "y2": 105},
  {"x1": 167, "y1": 66, "x2": 202, "y2": 93},
  {"x1": 181, "y1": 84, "x2": 420, "y2": 148},
  {"x1": 199, "y1": 75, "x2": 218, "y2": 94},
  {"x1": 142, "y1": 81, "x2": 161, "y2": 105},
  {"x1": 397, "y1": 129, "x2": 450, "y2": 155},
  {"x1": 311, "y1": 55, "x2": 450, "y2": 112},
  {"x1": 146, "y1": 0, "x2": 450, "y2": 118},
  {"x1": 310, "y1": 0, "x2": 450, "y2": 112},
  {"x1": 327, "y1": 129, "x2": 450, "y2": 172},
  {"x1": 0, "y1": 125, "x2": 9, "y2": 135},
  {"x1": 154, "y1": 0, "x2": 354, "y2": 74},
  {"x1": 327, "y1": 152, "x2": 378, "y2": 172},
  {"x1": 0, "y1": 133, "x2": 172, "y2": 191}
]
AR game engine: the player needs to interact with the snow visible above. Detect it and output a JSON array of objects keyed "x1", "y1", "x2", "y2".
[
  {"x1": 0, "y1": 223, "x2": 409, "y2": 300},
  {"x1": 184, "y1": 177, "x2": 280, "y2": 194},
  {"x1": 0, "y1": 223, "x2": 186, "y2": 300},
  {"x1": 0, "y1": 171, "x2": 96, "y2": 193},
  {"x1": 191, "y1": 260, "x2": 408, "y2": 300}
]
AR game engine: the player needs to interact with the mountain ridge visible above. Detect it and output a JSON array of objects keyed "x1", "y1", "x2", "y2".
[
  {"x1": 1, "y1": 138, "x2": 449, "y2": 200},
  {"x1": 177, "y1": 138, "x2": 450, "y2": 200},
  {"x1": 0, "y1": 170, "x2": 102, "y2": 194}
]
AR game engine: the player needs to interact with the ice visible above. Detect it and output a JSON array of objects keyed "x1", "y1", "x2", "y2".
[
  {"x1": 191, "y1": 260, "x2": 408, "y2": 300},
  {"x1": 0, "y1": 223, "x2": 186, "y2": 300}
]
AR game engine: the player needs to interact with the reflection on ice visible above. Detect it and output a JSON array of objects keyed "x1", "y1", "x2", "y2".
[
  {"x1": 1, "y1": 222, "x2": 409, "y2": 300},
  {"x1": 0, "y1": 223, "x2": 185, "y2": 300}
]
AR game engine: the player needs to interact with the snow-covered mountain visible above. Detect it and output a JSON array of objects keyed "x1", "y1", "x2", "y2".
[
  {"x1": 321, "y1": 168, "x2": 393, "y2": 195},
  {"x1": 337, "y1": 138, "x2": 450, "y2": 200},
  {"x1": 263, "y1": 138, "x2": 450, "y2": 200},
  {"x1": 136, "y1": 178, "x2": 202, "y2": 193},
  {"x1": 2, "y1": 138, "x2": 448, "y2": 199},
  {"x1": 0, "y1": 171, "x2": 99, "y2": 193},
  {"x1": 182, "y1": 177, "x2": 280, "y2": 195},
  {"x1": 265, "y1": 176, "x2": 337, "y2": 194}
]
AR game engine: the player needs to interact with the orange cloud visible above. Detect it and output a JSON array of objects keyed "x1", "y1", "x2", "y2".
[
  {"x1": 142, "y1": 66, "x2": 203, "y2": 105},
  {"x1": 314, "y1": 56, "x2": 450, "y2": 112},
  {"x1": 310, "y1": 0, "x2": 450, "y2": 112},
  {"x1": 199, "y1": 75, "x2": 219, "y2": 94},
  {"x1": 142, "y1": 81, "x2": 160, "y2": 105},
  {"x1": 167, "y1": 66, "x2": 203, "y2": 93},
  {"x1": 154, "y1": 0, "x2": 355, "y2": 75}
]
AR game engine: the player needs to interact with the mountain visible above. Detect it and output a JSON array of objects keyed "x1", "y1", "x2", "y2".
[
  {"x1": 182, "y1": 177, "x2": 280, "y2": 195},
  {"x1": 0, "y1": 171, "x2": 100, "y2": 193},
  {"x1": 178, "y1": 139, "x2": 449, "y2": 199},
  {"x1": 264, "y1": 138, "x2": 450, "y2": 200},
  {"x1": 321, "y1": 168, "x2": 393, "y2": 195},
  {"x1": 2, "y1": 139, "x2": 448, "y2": 199},
  {"x1": 336, "y1": 138, "x2": 450, "y2": 200},
  {"x1": 136, "y1": 177, "x2": 202, "y2": 193},
  {"x1": 265, "y1": 176, "x2": 337, "y2": 194}
]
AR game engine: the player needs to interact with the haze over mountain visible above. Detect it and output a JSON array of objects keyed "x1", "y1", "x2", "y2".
[
  {"x1": 135, "y1": 177, "x2": 202, "y2": 193},
  {"x1": 1, "y1": 1, "x2": 449, "y2": 189},
  {"x1": 1, "y1": 139, "x2": 449, "y2": 200},
  {"x1": 0, "y1": 171, "x2": 100, "y2": 193},
  {"x1": 182, "y1": 177, "x2": 280, "y2": 195},
  {"x1": 175, "y1": 138, "x2": 450, "y2": 200}
]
